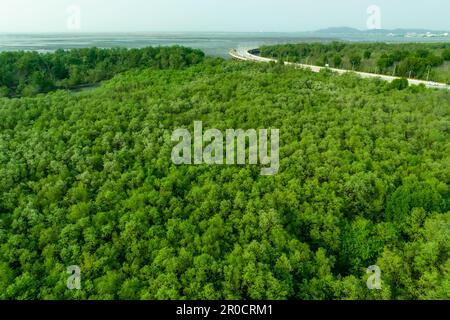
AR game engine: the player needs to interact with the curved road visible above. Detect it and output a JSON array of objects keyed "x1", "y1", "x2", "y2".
[{"x1": 230, "y1": 48, "x2": 450, "y2": 90}]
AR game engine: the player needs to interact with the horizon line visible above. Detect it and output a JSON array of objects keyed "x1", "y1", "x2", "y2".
[{"x1": 1, "y1": 27, "x2": 449, "y2": 35}]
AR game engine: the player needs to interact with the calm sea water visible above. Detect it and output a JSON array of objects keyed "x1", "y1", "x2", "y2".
[{"x1": 0, "y1": 32, "x2": 449, "y2": 58}]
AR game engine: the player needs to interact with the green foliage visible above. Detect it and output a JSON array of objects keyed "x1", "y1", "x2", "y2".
[
  {"x1": 349, "y1": 53, "x2": 362, "y2": 69},
  {"x1": 0, "y1": 50, "x2": 449, "y2": 300},
  {"x1": 389, "y1": 78, "x2": 409, "y2": 90},
  {"x1": 377, "y1": 54, "x2": 394, "y2": 71},
  {"x1": 0, "y1": 46, "x2": 205, "y2": 97},
  {"x1": 333, "y1": 55, "x2": 342, "y2": 68},
  {"x1": 260, "y1": 42, "x2": 450, "y2": 82},
  {"x1": 443, "y1": 49, "x2": 450, "y2": 61}
]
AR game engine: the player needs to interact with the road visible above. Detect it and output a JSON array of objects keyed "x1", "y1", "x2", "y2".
[{"x1": 230, "y1": 48, "x2": 450, "y2": 90}]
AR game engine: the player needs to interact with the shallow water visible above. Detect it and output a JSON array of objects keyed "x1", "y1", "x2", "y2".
[{"x1": 0, "y1": 32, "x2": 449, "y2": 58}]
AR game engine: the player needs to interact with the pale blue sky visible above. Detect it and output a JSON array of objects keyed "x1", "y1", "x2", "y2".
[{"x1": 0, "y1": 0, "x2": 448, "y2": 33}]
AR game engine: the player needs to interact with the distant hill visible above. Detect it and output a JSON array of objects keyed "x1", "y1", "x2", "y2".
[{"x1": 315, "y1": 27, "x2": 449, "y2": 35}]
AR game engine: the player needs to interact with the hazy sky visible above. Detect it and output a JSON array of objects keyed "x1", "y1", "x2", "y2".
[{"x1": 0, "y1": 0, "x2": 448, "y2": 33}]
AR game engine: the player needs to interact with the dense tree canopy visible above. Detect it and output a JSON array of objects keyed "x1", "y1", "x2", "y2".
[
  {"x1": 0, "y1": 49, "x2": 449, "y2": 300},
  {"x1": 0, "y1": 46, "x2": 205, "y2": 97},
  {"x1": 260, "y1": 42, "x2": 450, "y2": 83}
]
